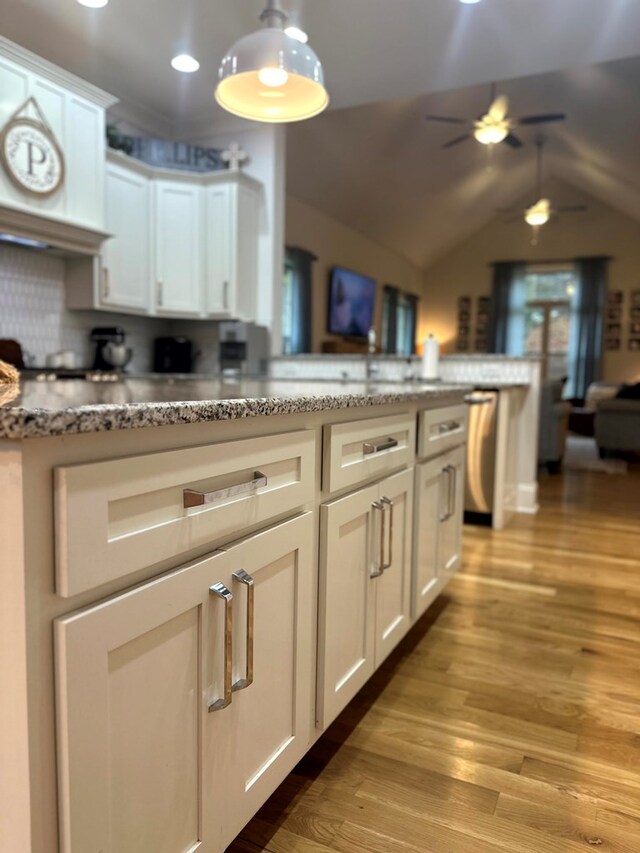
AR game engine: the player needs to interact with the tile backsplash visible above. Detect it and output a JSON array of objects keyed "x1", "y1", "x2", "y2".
[{"x1": 0, "y1": 244, "x2": 219, "y2": 373}]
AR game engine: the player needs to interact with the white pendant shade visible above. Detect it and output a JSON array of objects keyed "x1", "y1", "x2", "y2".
[{"x1": 216, "y1": 14, "x2": 329, "y2": 123}]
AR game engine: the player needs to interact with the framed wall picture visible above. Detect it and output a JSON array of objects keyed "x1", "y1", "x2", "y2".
[
  {"x1": 632, "y1": 290, "x2": 640, "y2": 307},
  {"x1": 631, "y1": 322, "x2": 640, "y2": 335},
  {"x1": 607, "y1": 290, "x2": 623, "y2": 304},
  {"x1": 606, "y1": 305, "x2": 622, "y2": 321},
  {"x1": 631, "y1": 307, "x2": 640, "y2": 321},
  {"x1": 605, "y1": 338, "x2": 621, "y2": 351},
  {"x1": 629, "y1": 337, "x2": 640, "y2": 351}
]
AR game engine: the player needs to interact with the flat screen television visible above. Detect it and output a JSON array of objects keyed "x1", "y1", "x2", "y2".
[{"x1": 327, "y1": 266, "x2": 376, "y2": 338}]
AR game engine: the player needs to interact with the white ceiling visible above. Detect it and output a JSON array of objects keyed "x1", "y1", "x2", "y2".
[{"x1": 3, "y1": 0, "x2": 640, "y2": 268}]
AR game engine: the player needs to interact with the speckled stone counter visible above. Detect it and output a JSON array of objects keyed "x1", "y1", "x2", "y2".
[{"x1": 0, "y1": 377, "x2": 470, "y2": 439}]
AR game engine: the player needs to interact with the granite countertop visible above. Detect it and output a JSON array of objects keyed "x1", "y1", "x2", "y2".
[{"x1": 0, "y1": 377, "x2": 470, "y2": 439}]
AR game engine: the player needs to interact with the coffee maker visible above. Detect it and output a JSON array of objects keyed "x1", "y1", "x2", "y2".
[{"x1": 90, "y1": 326, "x2": 128, "y2": 370}]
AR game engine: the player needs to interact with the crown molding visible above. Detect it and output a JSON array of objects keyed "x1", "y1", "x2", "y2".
[
  {"x1": 0, "y1": 203, "x2": 111, "y2": 256},
  {"x1": 0, "y1": 36, "x2": 118, "y2": 109}
]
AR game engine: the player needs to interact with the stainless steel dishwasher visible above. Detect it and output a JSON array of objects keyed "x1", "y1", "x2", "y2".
[{"x1": 464, "y1": 391, "x2": 499, "y2": 522}]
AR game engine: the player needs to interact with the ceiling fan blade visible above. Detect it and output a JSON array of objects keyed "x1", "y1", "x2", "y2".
[
  {"x1": 556, "y1": 204, "x2": 588, "y2": 213},
  {"x1": 425, "y1": 114, "x2": 468, "y2": 124},
  {"x1": 503, "y1": 133, "x2": 523, "y2": 148},
  {"x1": 518, "y1": 113, "x2": 566, "y2": 125},
  {"x1": 488, "y1": 94, "x2": 508, "y2": 122},
  {"x1": 443, "y1": 134, "x2": 472, "y2": 149}
]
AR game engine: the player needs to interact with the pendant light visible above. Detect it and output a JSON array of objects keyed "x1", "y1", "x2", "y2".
[{"x1": 215, "y1": 0, "x2": 329, "y2": 123}]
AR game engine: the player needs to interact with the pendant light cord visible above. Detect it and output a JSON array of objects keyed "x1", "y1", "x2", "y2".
[{"x1": 535, "y1": 136, "x2": 544, "y2": 200}]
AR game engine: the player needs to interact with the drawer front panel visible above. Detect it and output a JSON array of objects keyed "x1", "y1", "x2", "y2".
[
  {"x1": 418, "y1": 404, "x2": 467, "y2": 459},
  {"x1": 323, "y1": 413, "x2": 415, "y2": 493},
  {"x1": 55, "y1": 430, "x2": 315, "y2": 597}
]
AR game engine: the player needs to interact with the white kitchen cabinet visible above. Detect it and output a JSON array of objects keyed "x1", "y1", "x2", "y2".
[
  {"x1": 154, "y1": 180, "x2": 202, "y2": 316},
  {"x1": 413, "y1": 445, "x2": 464, "y2": 620},
  {"x1": 100, "y1": 160, "x2": 151, "y2": 312},
  {"x1": 317, "y1": 467, "x2": 413, "y2": 728},
  {"x1": 205, "y1": 179, "x2": 260, "y2": 320},
  {"x1": 55, "y1": 512, "x2": 314, "y2": 853}
]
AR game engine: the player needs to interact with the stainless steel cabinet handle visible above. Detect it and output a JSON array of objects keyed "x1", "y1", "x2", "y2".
[
  {"x1": 184, "y1": 471, "x2": 267, "y2": 509},
  {"x1": 232, "y1": 570, "x2": 254, "y2": 693},
  {"x1": 102, "y1": 267, "x2": 110, "y2": 299},
  {"x1": 223, "y1": 280, "x2": 229, "y2": 310},
  {"x1": 448, "y1": 465, "x2": 457, "y2": 520},
  {"x1": 438, "y1": 421, "x2": 461, "y2": 434},
  {"x1": 208, "y1": 582, "x2": 233, "y2": 713},
  {"x1": 370, "y1": 501, "x2": 385, "y2": 578},
  {"x1": 157, "y1": 280, "x2": 164, "y2": 307},
  {"x1": 380, "y1": 496, "x2": 394, "y2": 570},
  {"x1": 440, "y1": 466, "x2": 452, "y2": 522},
  {"x1": 363, "y1": 437, "x2": 399, "y2": 455}
]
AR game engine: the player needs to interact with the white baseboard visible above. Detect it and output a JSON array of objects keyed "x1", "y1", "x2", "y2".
[{"x1": 516, "y1": 482, "x2": 539, "y2": 514}]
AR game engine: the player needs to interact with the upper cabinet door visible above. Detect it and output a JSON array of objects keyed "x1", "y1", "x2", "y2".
[
  {"x1": 205, "y1": 179, "x2": 260, "y2": 320},
  {"x1": 102, "y1": 162, "x2": 151, "y2": 311},
  {"x1": 205, "y1": 183, "x2": 234, "y2": 317},
  {"x1": 154, "y1": 180, "x2": 202, "y2": 316}
]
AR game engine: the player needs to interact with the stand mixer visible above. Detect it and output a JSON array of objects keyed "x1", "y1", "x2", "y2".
[{"x1": 90, "y1": 327, "x2": 132, "y2": 371}]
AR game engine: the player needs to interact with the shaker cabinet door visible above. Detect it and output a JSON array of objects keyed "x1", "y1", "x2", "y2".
[
  {"x1": 374, "y1": 467, "x2": 413, "y2": 664},
  {"x1": 102, "y1": 162, "x2": 151, "y2": 311},
  {"x1": 205, "y1": 183, "x2": 234, "y2": 316},
  {"x1": 55, "y1": 555, "x2": 220, "y2": 853},
  {"x1": 154, "y1": 180, "x2": 202, "y2": 316},
  {"x1": 413, "y1": 456, "x2": 443, "y2": 620},
  {"x1": 440, "y1": 445, "x2": 465, "y2": 577}
]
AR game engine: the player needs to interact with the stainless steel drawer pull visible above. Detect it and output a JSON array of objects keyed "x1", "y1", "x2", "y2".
[
  {"x1": 370, "y1": 501, "x2": 385, "y2": 578},
  {"x1": 464, "y1": 395, "x2": 494, "y2": 405},
  {"x1": 232, "y1": 570, "x2": 254, "y2": 693},
  {"x1": 438, "y1": 421, "x2": 461, "y2": 434},
  {"x1": 380, "y1": 496, "x2": 394, "y2": 570},
  {"x1": 363, "y1": 437, "x2": 399, "y2": 455},
  {"x1": 208, "y1": 582, "x2": 233, "y2": 713},
  {"x1": 184, "y1": 471, "x2": 268, "y2": 509}
]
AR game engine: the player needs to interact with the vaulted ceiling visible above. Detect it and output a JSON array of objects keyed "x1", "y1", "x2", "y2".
[
  {"x1": 286, "y1": 55, "x2": 640, "y2": 269},
  {"x1": 3, "y1": 0, "x2": 640, "y2": 268}
]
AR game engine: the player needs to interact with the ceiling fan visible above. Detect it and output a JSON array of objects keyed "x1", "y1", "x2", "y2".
[
  {"x1": 425, "y1": 83, "x2": 566, "y2": 149},
  {"x1": 499, "y1": 138, "x2": 587, "y2": 243}
]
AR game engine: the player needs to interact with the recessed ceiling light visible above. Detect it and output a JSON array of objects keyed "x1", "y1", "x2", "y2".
[
  {"x1": 285, "y1": 26, "x2": 309, "y2": 44},
  {"x1": 459, "y1": 0, "x2": 481, "y2": 4},
  {"x1": 77, "y1": 0, "x2": 109, "y2": 7},
  {"x1": 171, "y1": 54, "x2": 200, "y2": 73}
]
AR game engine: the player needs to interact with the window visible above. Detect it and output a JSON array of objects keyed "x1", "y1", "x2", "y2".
[
  {"x1": 382, "y1": 285, "x2": 418, "y2": 356},
  {"x1": 507, "y1": 265, "x2": 580, "y2": 395},
  {"x1": 282, "y1": 247, "x2": 314, "y2": 354}
]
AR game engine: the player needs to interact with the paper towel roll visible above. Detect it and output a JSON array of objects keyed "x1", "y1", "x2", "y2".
[{"x1": 421, "y1": 335, "x2": 439, "y2": 380}]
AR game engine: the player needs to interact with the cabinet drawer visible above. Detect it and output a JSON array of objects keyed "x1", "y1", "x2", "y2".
[
  {"x1": 323, "y1": 413, "x2": 415, "y2": 493},
  {"x1": 418, "y1": 404, "x2": 467, "y2": 459},
  {"x1": 55, "y1": 430, "x2": 315, "y2": 598}
]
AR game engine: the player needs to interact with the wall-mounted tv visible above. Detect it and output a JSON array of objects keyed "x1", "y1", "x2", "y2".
[{"x1": 327, "y1": 266, "x2": 376, "y2": 339}]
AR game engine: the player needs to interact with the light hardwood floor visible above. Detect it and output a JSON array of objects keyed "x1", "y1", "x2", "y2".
[{"x1": 231, "y1": 465, "x2": 640, "y2": 853}]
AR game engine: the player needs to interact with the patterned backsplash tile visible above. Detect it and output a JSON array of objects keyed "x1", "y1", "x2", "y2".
[{"x1": 0, "y1": 244, "x2": 219, "y2": 373}]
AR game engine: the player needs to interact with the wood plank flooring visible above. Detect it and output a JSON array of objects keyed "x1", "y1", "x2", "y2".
[{"x1": 231, "y1": 465, "x2": 640, "y2": 853}]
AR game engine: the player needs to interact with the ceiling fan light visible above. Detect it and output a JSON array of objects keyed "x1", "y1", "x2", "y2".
[
  {"x1": 473, "y1": 123, "x2": 508, "y2": 145},
  {"x1": 525, "y1": 198, "x2": 551, "y2": 227},
  {"x1": 215, "y1": 6, "x2": 329, "y2": 123}
]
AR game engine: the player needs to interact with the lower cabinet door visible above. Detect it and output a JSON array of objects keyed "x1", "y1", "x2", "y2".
[
  {"x1": 317, "y1": 470, "x2": 414, "y2": 729},
  {"x1": 55, "y1": 512, "x2": 314, "y2": 853},
  {"x1": 374, "y1": 467, "x2": 413, "y2": 664},
  {"x1": 413, "y1": 456, "x2": 444, "y2": 620},
  {"x1": 208, "y1": 513, "x2": 315, "y2": 850},
  {"x1": 440, "y1": 445, "x2": 465, "y2": 577},
  {"x1": 317, "y1": 482, "x2": 378, "y2": 728}
]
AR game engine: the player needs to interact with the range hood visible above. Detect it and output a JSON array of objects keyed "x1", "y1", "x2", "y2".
[{"x1": 0, "y1": 204, "x2": 111, "y2": 257}]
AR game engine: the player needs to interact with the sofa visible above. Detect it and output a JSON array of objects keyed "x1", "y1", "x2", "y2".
[
  {"x1": 595, "y1": 386, "x2": 640, "y2": 456},
  {"x1": 538, "y1": 378, "x2": 572, "y2": 473}
]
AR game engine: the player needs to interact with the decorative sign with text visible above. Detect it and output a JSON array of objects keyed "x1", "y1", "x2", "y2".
[{"x1": 0, "y1": 97, "x2": 65, "y2": 198}]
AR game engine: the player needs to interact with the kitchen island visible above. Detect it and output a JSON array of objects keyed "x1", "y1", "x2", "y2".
[{"x1": 1, "y1": 377, "x2": 469, "y2": 853}]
